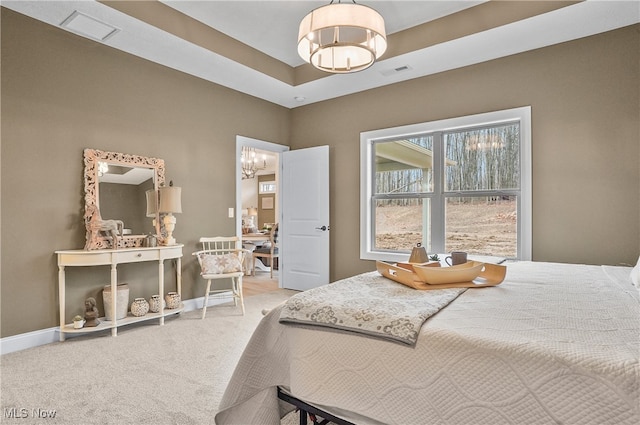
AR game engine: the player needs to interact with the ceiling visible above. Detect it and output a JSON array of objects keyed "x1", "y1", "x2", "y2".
[
  {"x1": 3, "y1": 1, "x2": 639, "y2": 109},
  {"x1": 162, "y1": 0, "x2": 485, "y2": 68}
]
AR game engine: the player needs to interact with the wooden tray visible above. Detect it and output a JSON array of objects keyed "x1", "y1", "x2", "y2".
[
  {"x1": 414, "y1": 261, "x2": 485, "y2": 284},
  {"x1": 376, "y1": 260, "x2": 506, "y2": 290}
]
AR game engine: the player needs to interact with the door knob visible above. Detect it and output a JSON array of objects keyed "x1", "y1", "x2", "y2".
[{"x1": 315, "y1": 225, "x2": 330, "y2": 231}]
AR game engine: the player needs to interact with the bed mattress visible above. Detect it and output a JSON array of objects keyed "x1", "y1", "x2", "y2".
[{"x1": 215, "y1": 261, "x2": 639, "y2": 425}]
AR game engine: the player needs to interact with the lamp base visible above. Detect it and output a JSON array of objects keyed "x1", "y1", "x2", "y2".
[{"x1": 163, "y1": 213, "x2": 177, "y2": 246}]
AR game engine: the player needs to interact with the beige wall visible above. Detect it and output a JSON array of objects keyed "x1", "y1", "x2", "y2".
[
  {"x1": 1, "y1": 7, "x2": 638, "y2": 338},
  {"x1": 290, "y1": 25, "x2": 640, "y2": 281},
  {"x1": 1, "y1": 9, "x2": 291, "y2": 337}
]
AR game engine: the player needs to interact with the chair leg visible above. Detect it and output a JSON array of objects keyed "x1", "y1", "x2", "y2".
[
  {"x1": 237, "y1": 276, "x2": 245, "y2": 315},
  {"x1": 252, "y1": 257, "x2": 256, "y2": 276},
  {"x1": 202, "y1": 280, "x2": 212, "y2": 319},
  {"x1": 270, "y1": 258, "x2": 273, "y2": 279},
  {"x1": 232, "y1": 277, "x2": 238, "y2": 307}
]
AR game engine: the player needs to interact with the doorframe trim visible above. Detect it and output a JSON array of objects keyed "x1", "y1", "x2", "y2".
[{"x1": 236, "y1": 136, "x2": 289, "y2": 285}]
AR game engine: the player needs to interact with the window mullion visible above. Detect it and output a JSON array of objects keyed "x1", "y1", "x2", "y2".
[
  {"x1": 430, "y1": 132, "x2": 445, "y2": 254},
  {"x1": 443, "y1": 190, "x2": 520, "y2": 197}
]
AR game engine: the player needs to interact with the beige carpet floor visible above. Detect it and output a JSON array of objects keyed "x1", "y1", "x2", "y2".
[{"x1": 1, "y1": 289, "x2": 299, "y2": 425}]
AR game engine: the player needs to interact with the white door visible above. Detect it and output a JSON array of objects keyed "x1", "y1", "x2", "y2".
[{"x1": 281, "y1": 146, "x2": 330, "y2": 291}]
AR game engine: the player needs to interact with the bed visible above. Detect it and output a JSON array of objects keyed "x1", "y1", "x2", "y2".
[{"x1": 215, "y1": 260, "x2": 639, "y2": 425}]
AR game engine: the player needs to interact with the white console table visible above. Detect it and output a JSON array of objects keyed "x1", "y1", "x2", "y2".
[{"x1": 56, "y1": 245, "x2": 183, "y2": 341}]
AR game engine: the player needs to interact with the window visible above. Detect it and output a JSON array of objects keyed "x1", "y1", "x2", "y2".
[
  {"x1": 259, "y1": 181, "x2": 276, "y2": 194},
  {"x1": 360, "y1": 107, "x2": 531, "y2": 262}
]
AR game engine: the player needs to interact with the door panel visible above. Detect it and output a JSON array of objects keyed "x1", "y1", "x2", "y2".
[{"x1": 281, "y1": 146, "x2": 330, "y2": 291}]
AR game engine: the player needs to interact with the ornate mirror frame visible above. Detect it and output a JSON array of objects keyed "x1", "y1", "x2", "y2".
[{"x1": 83, "y1": 148, "x2": 165, "y2": 250}]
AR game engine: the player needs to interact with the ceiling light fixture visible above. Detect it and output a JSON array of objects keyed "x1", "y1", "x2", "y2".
[
  {"x1": 241, "y1": 147, "x2": 266, "y2": 180},
  {"x1": 297, "y1": 0, "x2": 387, "y2": 74}
]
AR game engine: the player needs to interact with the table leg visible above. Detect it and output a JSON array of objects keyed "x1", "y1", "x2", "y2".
[
  {"x1": 111, "y1": 264, "x2": 117, "y2": 337},
  {"x1": 159, "y1": 259, "x2": 165, "y2": 325},
  {"x1": 176, "y1": 257, "x2": 182, "y2": 297},
  {"x1": 58, "y1": 265, "x2": 66, "y2": 342}
]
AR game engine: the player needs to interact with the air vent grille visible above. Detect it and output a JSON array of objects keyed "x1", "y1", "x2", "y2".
[
  {"x1": 61, "y1": 11, "x2": 120, "y2": 42},
  {"x1": 380, "y1": 65, "x2": 413, "y2": 77}
]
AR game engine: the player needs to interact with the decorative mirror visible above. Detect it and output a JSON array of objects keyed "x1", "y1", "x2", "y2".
[{"x1": 83, "y1": 148, "x2": 165, "y2": 250}]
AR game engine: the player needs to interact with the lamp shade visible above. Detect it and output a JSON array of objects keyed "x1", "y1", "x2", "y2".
[
  {"x1": 158, "y1": 186, "x2": 182, "y2": 214},
  {"x1": 145, "y1": 189, "x2": 158, "y2": 217},
  {"x1": 298, "y1": 3, "x2": 387, "y2": 73}
]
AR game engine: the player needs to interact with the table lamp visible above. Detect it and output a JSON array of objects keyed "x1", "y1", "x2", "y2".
[{"x1": 159, "y1": 182, "x2": 182, "y2": 245}]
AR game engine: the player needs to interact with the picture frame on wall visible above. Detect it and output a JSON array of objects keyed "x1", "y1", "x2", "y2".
[{"x1": 262, "y1": 196, "x2": 274, "y2": 210}]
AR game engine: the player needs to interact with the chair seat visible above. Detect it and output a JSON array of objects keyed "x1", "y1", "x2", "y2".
[
  {"x1": 201, "y1": 271, "x2": 244, "y2": 279},
  {"x1": 254, "y1": 247, "x2": 278, "y2": 255}
]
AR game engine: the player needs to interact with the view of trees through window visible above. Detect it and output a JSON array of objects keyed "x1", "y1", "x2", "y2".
[{"x1": 373, "y1": 123, "x2": 520, "y2": 258}]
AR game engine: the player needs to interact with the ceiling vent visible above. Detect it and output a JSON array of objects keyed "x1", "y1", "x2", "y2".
[
  {"x1": 60, "y1": 11, "x2": 120, "y2": 42},
  {"x1": 380, "y1": 65, "x2": 413, "y2": 77}
]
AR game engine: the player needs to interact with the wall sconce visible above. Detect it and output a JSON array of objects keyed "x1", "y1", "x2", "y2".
[{"x1": 159, "y1": 182, "x2": 182, "y2": 245}]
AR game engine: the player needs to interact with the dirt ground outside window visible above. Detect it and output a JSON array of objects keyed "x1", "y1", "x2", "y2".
[{"x1": 375, "y1": 200, "x2": 517, "y2": 258}]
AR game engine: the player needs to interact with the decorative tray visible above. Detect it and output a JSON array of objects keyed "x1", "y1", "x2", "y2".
[{"x1": 376, "y1": 260, "x2": 507, "y2": 290}]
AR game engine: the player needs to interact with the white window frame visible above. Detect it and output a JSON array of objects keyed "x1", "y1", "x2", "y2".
[
  {"x1": 360, "y1": 106, "x2": 532, "y2": 262},
  {"x1": 259, "y1": 181, "x2": 277, "y2": 194}
]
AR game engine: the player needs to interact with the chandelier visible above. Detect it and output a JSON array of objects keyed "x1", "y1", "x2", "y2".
[
  {"x1": 297, "y1": 0, "x2": 387, "y2": 73},
  {"x1": 241, "y1": 147, "x2": 266, "y2": 180}
]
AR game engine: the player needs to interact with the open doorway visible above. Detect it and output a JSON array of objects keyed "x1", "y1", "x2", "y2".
[{"x1": 235, "y1": 136, "x2": 288, "y2": 295}]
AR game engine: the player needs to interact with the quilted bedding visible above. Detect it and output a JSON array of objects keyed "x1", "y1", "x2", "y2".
[
  {"x1": 279, "y1": 271, "x2": 466, "y2": 345},
  {"x1": 215, "y1": 261, "x2": 640, "y2": 425}
]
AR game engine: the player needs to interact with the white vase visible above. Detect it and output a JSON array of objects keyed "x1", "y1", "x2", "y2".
[
  {"x1": 130, "y1": 298, "x2": 149, "y2": 317},
  {"x1": 102, "y1": 283, "x2": 130, "y2": 321}
]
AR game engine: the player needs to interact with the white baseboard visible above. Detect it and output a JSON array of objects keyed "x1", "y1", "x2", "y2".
[
  {"x1": 1, "y1": 294, "x2": 230, "y2": 355},
  {"x1": 0, "y1": 327, "x2": 60, "y2": 356}
]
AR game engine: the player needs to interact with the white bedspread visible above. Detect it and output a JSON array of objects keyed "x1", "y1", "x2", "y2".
[{"x1": 215, "y1": 261, "x2": 640, "y2": 425}]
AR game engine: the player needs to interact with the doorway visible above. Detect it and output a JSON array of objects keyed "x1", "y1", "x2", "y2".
[{"x1": 236, "y1": 136, "x2": 288, "y2": 295}]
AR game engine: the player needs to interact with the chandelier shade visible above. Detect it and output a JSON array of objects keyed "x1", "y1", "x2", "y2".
[{"x1": 298, "y1": 2, "x2": 387, "y2": 73}]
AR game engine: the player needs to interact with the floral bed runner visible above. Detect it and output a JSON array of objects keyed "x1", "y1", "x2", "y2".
[{"x1": 279, "y1": 271, "x2": 466, "y2": 346}]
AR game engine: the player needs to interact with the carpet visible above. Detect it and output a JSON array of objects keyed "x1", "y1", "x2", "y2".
[{"x1": 1, "y1": 290, "x2": 297, "y2": 425}]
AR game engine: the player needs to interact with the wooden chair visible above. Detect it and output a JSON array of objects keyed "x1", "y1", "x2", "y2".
[
  {"x1": 193, "y1": 237, "x2": 250, "y2": 319},
  {"x1": 253, "y1": 223, "x2": 279, "y2": 278}
]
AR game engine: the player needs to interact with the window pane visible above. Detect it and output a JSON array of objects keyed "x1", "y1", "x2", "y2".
[
  {"x1": 374, "y1": 198, "x2": 431, "y2": 252},
  {"x1": 445, "y1": 196, "x2": 517, "y2": 258},
  {"x1": 444, "y1": 124, "x2": 520, "y2": 191},
  {"x1": 374, "y1": 136, "x2": 434, "y2": 194}
]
